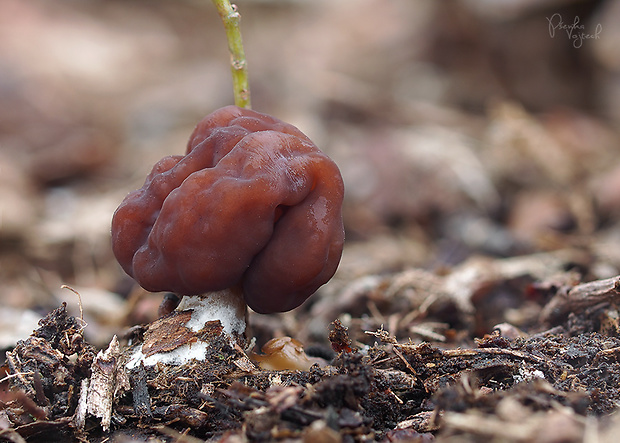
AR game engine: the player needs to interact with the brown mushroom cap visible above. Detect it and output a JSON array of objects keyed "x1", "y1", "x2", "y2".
[{"x1": 111, "y1": 106, "x2": 345, "y2": 314}]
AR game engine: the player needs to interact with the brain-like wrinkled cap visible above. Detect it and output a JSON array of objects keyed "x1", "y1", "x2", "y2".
[{"x1": 111, "y1": 106, "x2": 345, "y2": 314}]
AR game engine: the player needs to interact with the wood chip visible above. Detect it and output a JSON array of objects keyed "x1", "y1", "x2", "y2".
[{"x1": 86, "y1": 335, "x2": 121, "y2": 432}]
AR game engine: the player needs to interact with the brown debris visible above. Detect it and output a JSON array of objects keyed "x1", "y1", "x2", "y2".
[
  {"x1": 4, "y1": 275, "x2": 620, "y2": 442},
  {"x1": 141, "y1": 311, "x2": 197, "y2": 358},
  {"x1": 329, "y1": 320, "x2": 354, "y2": 354},
  {"x1": 541, "y1": 275, "x2": 620, "y2": 324},
  {"x1": 3, "y1": 304, "x2": 95, "y2": 427},
  {"x1": 128, "y1": 363, "x2": 152, "y2": 419}
]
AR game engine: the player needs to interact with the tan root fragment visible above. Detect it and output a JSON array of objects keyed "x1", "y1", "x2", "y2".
[{"x1": 82, "y1": 336, "x2": 126, "y2": 432}]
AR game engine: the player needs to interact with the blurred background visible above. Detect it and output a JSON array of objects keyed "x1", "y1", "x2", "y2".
[{"x1": 1, "y1": 0, "x2": 620, "y2": 349}]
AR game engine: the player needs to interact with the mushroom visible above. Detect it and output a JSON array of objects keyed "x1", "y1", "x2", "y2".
[
  {"x1": 112, "y1": 105, "x2": 345, "y2": 366},
  {"x1": 251, "y1": 336, "x2": 318, "y2": 371}
]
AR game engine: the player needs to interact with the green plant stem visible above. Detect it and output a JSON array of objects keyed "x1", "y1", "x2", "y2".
[{"x1": 212, "y1": 0, "x2": 251, "y2": 109}]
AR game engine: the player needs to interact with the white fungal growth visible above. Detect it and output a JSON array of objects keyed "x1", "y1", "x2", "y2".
[
  {"x1": 177, "y1": 292, "x2": 247, "y2": 336},
  {"x1": 126, "y1": 341, "x2": 211, "y2": 368},
  {"x1": 126, "y1": 289, "x2": 247, "y2": 369}
]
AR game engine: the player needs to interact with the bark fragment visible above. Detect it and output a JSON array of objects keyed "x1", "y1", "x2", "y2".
[{"x1": 86, "y1": 335, "x2": 122, "y2": 432}]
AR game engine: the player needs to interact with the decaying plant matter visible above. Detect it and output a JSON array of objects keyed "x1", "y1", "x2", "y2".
[{"x1": 5, "y1": 254, "x2": 620, "y2": 442}]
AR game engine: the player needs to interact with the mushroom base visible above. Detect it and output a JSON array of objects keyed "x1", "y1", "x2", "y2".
[{"x1": 126, "y1": 287, "x2": 247, "y2": 368}]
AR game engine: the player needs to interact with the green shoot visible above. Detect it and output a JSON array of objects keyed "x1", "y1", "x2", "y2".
[{"x1": 211, "y1": 0, "x2": 251, "y2": 109}]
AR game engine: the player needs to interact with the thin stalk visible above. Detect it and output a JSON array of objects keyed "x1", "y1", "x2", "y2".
[{"x1": 211, "y1": 0, "x2": 251, "y2": 109}]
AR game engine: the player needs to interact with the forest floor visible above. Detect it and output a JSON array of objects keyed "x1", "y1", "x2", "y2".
[{"x1": 2, "y1": 0, "x2": 620, "y2": 442}]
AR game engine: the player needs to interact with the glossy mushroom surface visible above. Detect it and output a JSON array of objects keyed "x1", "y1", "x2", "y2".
[{"x1": 112, "y1": 106, "x2": 345, "y2": 314}]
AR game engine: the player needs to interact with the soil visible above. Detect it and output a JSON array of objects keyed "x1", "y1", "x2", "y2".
[{"x1": 2, "y1": 0, "x2": 620, "y2": 442}]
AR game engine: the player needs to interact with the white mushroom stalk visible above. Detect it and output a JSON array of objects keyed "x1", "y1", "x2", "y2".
[{"x1": 126, "y1": 287, "x2": 247, "y2": 369}]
